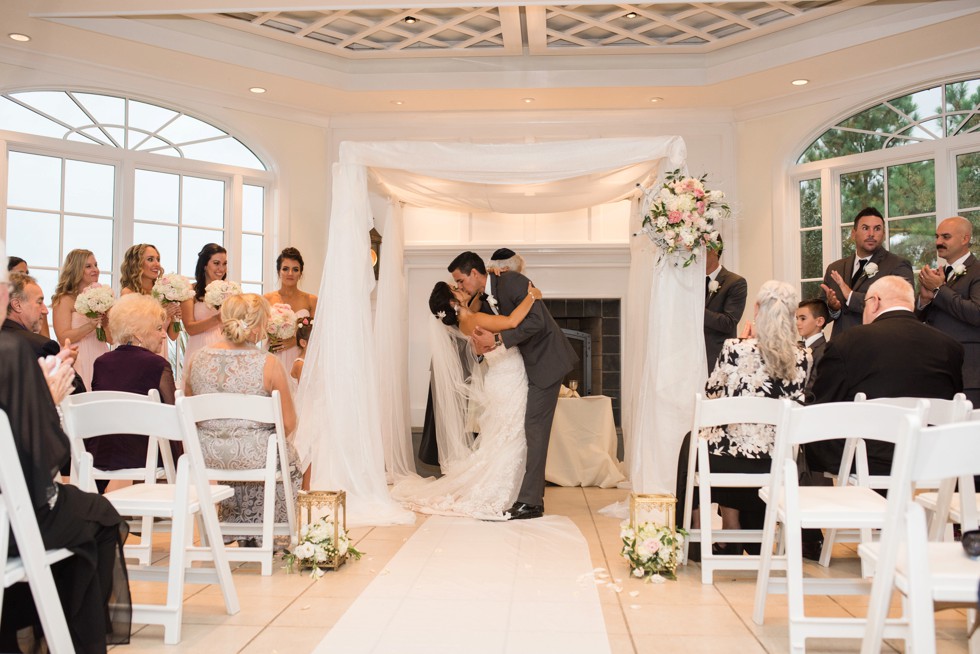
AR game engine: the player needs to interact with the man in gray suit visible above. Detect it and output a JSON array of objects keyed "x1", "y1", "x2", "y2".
[
  {"x1": 450, "y1": 251, "x2": 576, "y2": 520},
  {"x1": 704, "y1": 237, "x2": 747, "y2": 373},
  {"x1": 820, "y1": 206, "x2": 914, "y2": 339},
  {"x1": 917, "y1": 215, "x2": 980, "y2": 405}
]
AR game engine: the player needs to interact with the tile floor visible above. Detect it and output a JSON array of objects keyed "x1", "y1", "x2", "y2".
[{"x1": 114, "y1": 487, "x2": 972, "y2": 653}]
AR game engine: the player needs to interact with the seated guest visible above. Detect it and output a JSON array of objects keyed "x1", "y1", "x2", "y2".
[
  {"x1": 807, "y1": 276, "x2": 964, "y2": 475},
  {"x1": 183, "y1": 293, "x2": 301, "y2": 547},
  {"x1": 3, "y1": 272, "x2": 84, "y2": 395},
  {"x1": 796, "y1": 298, "x2": 829, "y2": 400},
  {"x1": 676, "y1": 280, "x2": 810, "y2": 554},
  {"x1": 89, "y1": 294, "x2": 178, "y2": 492},
  {"x1": 0, "y1": 240, "x2": 131, "y2": 653},
  {"x1": 7, "y1": 257, "x2": 50, "y2": 338}
]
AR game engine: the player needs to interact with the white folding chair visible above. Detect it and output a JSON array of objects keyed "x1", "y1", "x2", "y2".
[
  {"x1": 819, "y1": 394, "x2": 968, "y2": 565},
  {"x1": 0, "y1": 410, "x2": 74, "y2": 654},
  {"x1": 63, "y1": 389, "x2": 175, "y2": 565},
  {"x1": 752, "y1": 401, "x2": 925, "y2": 653},
  {"x1": 177, "y1": 391, "x2": 297, "y2": 576},
  {"x1": 681, "y1": 393, "x2": 794, "y2": 584},
  {"x1": 62, "y1": 398, "x2": 239, "y2": 644},
  {"x1": 860, "y1": 419, "x2": 980, "y2": 654}
]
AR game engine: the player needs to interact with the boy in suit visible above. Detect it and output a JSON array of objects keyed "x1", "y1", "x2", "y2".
[{"x1": 796, "y1": 298, "x2": 829, "y2": 400}]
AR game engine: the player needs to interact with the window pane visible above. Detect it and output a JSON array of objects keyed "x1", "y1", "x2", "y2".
[
  {"x1": 957, "y1": 152, "x2": 980, "y2": 209},
  {"x1": 64, "y1": 159, "x2": 115, "y2": 217},
  {"x1": 157, "y1": 114, "x2": 225, "y2": 143},
  {"x1": 135, "y1": 169, "x2": 179, "y2": 223},
  {"x1": 0, "y1": 98, "x2": 67, "y2": 139},
  {"x1": 180, "y1": 228, "x2": 223, "y2": 278},
  {"x1": 242, "y1": 185, "x2": 264, "y2": 232},
  {"x1": 840, "y1": 168, "x2": 884, "y2": 222},
  {"x1": 961, "y1": 210, "x2": 980, "y2": 255},
  {"x1": 127, "y1": 100, "x2": 177, "y2": 134},
  {"x1": 64, "y1": 216, "x2": 113, "y2": 272},
  {"x1": 31, "y1": 269, "x2": 59, "y2": 305},
  {"x1": 840, "y1": 225, "x2": 856, "y2": 259},
  {"x1": 182, "y1": 176, "x2": 225, "y2": 229},
  {"x1": 241, "y1": 234, "x2": 263, "y2": 282},
  {"x1": 74, "y1": 93, "x2": 125, "y2": 128},
  {"x1": 887, "y1": 159, "x2": 935, "y2": 217},
  {"x1": 887, "y1": 87, "x2": 943, "y2": 122},
  {"x1": 180, "y1": 139, "x2": 265, "y2": 171},
  {"x1": 888, "y1": 215, "x2": 936, "y2": 271},
  {"x1": 240, "y1": 282, "x2": 263, "y2": 294},
  {"x1": 945, "y1": 80, "x2": 980, "y2": 113},
  {"x1": 7, "y1": 152, "x2": 62, "y2": 211},
  {"x1": 10, "y1": 91, "x2": 89, "y2": 127},
  {"x1": 801, "y1": 280, "x2": 823, "y2": 302},
  {"x1": 800, "y1": 230, "x2": 823, "y2": 279},
  {"x1": 799, "y1": 179, "x2": 821, "y2": 228},
  {"x1": 133, "y1": 223, "x2": 179, "y2": 275},
  {"x1": 5, "y1": 209, "x2": 60, "y2": 267}
]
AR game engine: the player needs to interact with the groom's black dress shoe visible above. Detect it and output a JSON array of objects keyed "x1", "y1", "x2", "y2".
[{"x1": 508, "y1": 502, "x2": 544, "y2": 520}]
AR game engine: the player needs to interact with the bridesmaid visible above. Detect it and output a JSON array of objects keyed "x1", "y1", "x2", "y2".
[
  {"x1": 264, "y1": 247, "x2": 317, "y2": 377},
  {"x1": 119, "y1": 243, "x2": 181, "y2": 357},
  {"x1": 180, "y1": 243, "x2": 227, "y2": 370},
  {"x1": 52, "y1": 249, "x2": 111, "y2": 391}
]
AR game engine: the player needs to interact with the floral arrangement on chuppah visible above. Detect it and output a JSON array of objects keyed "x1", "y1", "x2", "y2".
[
  {"x1": 74, "y1": 284, "x2": 115, "y2": 342},
  {"x1": 151, "y1": 273, "x2": 195, "y2": 332},
  {"x1": 620, "y1": 522, "x2": 686, "y2": 583},
  {"x1": 266, "y1": 303, "x2": 298, "y2": 351},
  {"x1": 282, "y1": 516, "x2": 363, "y2": 579},
  {"x1": 638, "y1": 168, "x2": 731, "y2": 267},
  {"x1": 203, "y1": 279, "x2": 242, "y2": 310}
]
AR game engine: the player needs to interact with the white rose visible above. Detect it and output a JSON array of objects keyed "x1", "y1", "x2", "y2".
[
  {"x1": 864, "y1": 262, "x2": 879, "y2": 278},
  {"x1": 293, "y1": 542, "x2": 314, "y2": 559},
  {"x1": 632, "y1": 568, "x2": 646, "y2": 578},
  {"x1": 708, "y1": 280, "x2": 720, "y2": 294}
]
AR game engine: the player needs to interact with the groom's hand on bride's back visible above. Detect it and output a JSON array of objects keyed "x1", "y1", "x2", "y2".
[{"x1": 471, "y1": 326, "x2": 496, "y2": 355}]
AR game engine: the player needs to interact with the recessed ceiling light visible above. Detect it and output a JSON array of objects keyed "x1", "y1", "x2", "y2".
[
  {"x1": 522, "y1": 98, "x2": 534, "y2": 104},
  {"x1": 391, "y1": 100, "x2": 404, "y2": 106},
  {"x1": 649, "y1": 97, "x2": 664, "y2": 103},
  {"x1": 249, "y1": 87, "x2": 266, "y2": 94},
  {"x1": 404, "y1": 16, "x2": 418, "y2": 24},
  {"x1": 8, "y1": 33, "x2": 30, "y2": 42},
  {"x1": 624, "y1": 12, "x2": 638, "y2": 19},
  {"x1": 792, "y1": 79, "x2": 809, "y2": 86}
]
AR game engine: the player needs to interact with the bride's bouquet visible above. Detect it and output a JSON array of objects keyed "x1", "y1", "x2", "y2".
[
  {"x1": 282, "y1": 516, "x2": 362, "y2": 579},
  {"x1": 151, "y1": 273, "x2": 194, "y2": 332},
  {"x1": 203, "y1": 279, "x2": 242, "y2": 310},
  {"x1": 74, "y1": 284, "x2": 114, "y2": 342},
  {"x1": 620, "y1": 521, "x2": 686, "y2": 582},
  {"x1": 266, "y1": 303, "x2": 297, "y2": 351},
  {"x1": 638, "y1": 168, "x2": 731, "y2": 267}
]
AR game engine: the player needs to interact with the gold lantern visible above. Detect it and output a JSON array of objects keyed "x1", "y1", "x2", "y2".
[
  {"x1": 296, "y1": 490, "x2": 348, "y2": 570},
  {"x1": 629, "y1": 492, "x2": 677, "y2": 533}
]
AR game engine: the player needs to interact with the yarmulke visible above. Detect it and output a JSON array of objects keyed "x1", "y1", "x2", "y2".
[{"x1": 491, "y1": 248, "x2": 516, "y2": 261}]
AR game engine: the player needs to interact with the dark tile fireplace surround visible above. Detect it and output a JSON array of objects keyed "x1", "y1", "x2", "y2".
[{"x1": 543, "y1": 298, "x2": 621, "y2": 426}]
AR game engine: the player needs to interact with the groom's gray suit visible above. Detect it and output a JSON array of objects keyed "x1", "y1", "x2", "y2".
[{"x1": 482, "y1": 271, "x2": 577, "y2": 507}]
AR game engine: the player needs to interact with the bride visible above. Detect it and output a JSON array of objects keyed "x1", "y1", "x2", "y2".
[{"x1": 391, "y1": 279, "x2": 539, "y2": 520}]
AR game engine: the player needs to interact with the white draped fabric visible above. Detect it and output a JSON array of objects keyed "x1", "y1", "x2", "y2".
[{"x1": 299, "y1": 137, "x2": 688, "y2": 526}]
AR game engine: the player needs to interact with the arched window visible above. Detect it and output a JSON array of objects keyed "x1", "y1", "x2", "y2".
[
  {"x1": 1, "y1": 90, "x2": 273, "y2": 299},
  {"x1": 791, "y1": 77, "x2": 980, "y2": 300}
]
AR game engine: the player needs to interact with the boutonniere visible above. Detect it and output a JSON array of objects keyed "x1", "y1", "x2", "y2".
[
  {"x1": 952, "y1": 263, "x2": 967, "y2": 278},
  {"x1": 707, "y1": 280, "x2": 720, "y2": 295},
  {"x1": 485, "y1": 293, "x2": 499, "y2": 311},
  {"x1": 863, "y1": 262, "x2": 879, "y2": 278}
]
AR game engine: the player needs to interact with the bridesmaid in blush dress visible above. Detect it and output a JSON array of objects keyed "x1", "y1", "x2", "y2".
[
  {"x1": 119, "y1": 243, "x2": 181, "y2": 358},
  {"x1": 180, "y1": 243, "x2": 228, "y2": 370},
  {"x1": 52, "y1": 249, "x2": 111, "y2": 391}
]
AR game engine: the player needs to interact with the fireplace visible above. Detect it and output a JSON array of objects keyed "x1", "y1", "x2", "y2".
[{"x1": 543, "y1": 298, "x2": 621, "y2": 426}]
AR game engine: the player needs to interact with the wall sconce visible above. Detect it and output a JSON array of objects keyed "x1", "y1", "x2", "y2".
[{"x1": 369, "y1": 228, "x2": 382, "y2": 280}]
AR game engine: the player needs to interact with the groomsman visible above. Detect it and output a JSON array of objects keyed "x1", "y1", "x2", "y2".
[
  {"x1": 704, "y1": 236, "x2": 746, "y2": 373},
  {"x1": 820, "y1": 207, "x2": 913, "y2": 339},
  {"x1": 917, "y1": 216, "x2": 980, "y2": 405}
]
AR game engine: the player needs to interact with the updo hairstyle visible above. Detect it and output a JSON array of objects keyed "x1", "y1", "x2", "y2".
[
  {"x1": 428, "y1": 281, "x2": 459, "y2": 327},
  {"x1": 276, "y1": 247, "x2": 304, "y2": 273},
  {"x1": 220, "y1": 293, "x2": 270, "y2": 345}
]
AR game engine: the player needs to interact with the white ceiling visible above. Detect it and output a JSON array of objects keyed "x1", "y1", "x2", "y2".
[{"x1": 3, "y1": 1, "x2": 980, "y2": 117}]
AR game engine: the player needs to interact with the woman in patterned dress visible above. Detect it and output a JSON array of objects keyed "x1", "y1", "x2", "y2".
[{"x1": 183, "y1": 293, "x2": 301, "y2": 546}]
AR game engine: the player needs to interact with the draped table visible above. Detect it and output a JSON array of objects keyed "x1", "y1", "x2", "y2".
[{"x1": 545, "y1": 395, "x2": 626, "y2": 488}]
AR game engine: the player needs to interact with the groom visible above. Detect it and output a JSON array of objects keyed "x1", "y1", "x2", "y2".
[{"x1": 449, "y1": 251, "x2": 577, "y2": 519}]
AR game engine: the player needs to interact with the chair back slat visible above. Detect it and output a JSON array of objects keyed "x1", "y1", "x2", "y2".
[
  {"x1": 911, "y1": 422, "x2": 980, "y2": 484},
  {"x1": 63, "y1": 400, "x2": 183, "y2": 442},
  {"x1": 855, "y1": 393, "x2": 972, "y2": 426},
  {"x1": 781, "y1": 401, "x2": 925, "y2": 447},
  {"x1": 694, "y1": 394, "x2": 793, "y2": 432},
  {"x1": 179, "y1": 392, "x2": 284, "y2": 431}
]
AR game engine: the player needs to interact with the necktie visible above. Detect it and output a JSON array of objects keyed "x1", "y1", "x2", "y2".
[
  {"x1": 705, "y1": 276, "x2": 711, "y2": 296},
  {"x1": 851, "y1": 258, "x2": 868, "y2": 286},
  {"x1": 945, "y1": 265, "x2": 954, "y2": 281}
]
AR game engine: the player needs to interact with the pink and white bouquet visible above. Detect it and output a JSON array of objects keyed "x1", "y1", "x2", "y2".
[
  {"x1": 620, "y1": 521, "x2": 686, "y2": 582},
  {"x1": 266, "y1": 303, "x2": 298, "y2": 350},
  {"x1": 639, "y1": 169, "x2": 731, "y2": 267},
  {"x1": 151, "y1": 273, "x2": 194, "y2": 332},
  {"x1": 74, "y1": 284, "x2": 114, "y2": 342},
  {"x1": 203, "y1": 279, "x2": 242, "y2": 310}
]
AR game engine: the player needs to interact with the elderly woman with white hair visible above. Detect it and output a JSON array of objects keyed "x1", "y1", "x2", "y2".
[{"x1": 676, "y1": 280, "x2": 811, "y2": 556}]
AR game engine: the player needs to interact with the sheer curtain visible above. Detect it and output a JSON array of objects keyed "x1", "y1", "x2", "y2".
[{"x1": 301, "y1": 137, "x2": 687, "y2": 526}]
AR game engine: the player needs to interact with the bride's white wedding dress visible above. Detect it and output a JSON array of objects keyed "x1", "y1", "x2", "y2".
[{"x1": 392, "y1": 345, "x2": 528, "y2": 520}]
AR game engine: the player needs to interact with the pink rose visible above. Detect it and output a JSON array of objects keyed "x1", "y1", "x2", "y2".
[{"x1": 667, "y1": 211, "x2": 682, "y2": 224}]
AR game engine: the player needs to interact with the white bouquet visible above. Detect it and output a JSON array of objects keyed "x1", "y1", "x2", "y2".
[
  {"x1": 282, "y1": 516, "x2": 363, "y2": 579},
  {"x1": 74, "y1": 284, "x2": 114, "y2": 342},
  {"x1": 151, "y1": 273, "x2": 194, "y2": 333},
  {"x1": 266, "y1": 303, "x2": 298, "y2": 350},
  {"x1": 203, "y1": 279, "x2": 242, "y2": 310},
  {"x1": 620, "y1": 521, "x2": 686, "y2": 582}
]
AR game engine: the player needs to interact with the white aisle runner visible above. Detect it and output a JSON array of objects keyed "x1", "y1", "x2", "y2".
[{"x1": 313, "y1": 515, "x2": 611, "y2": 654}]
